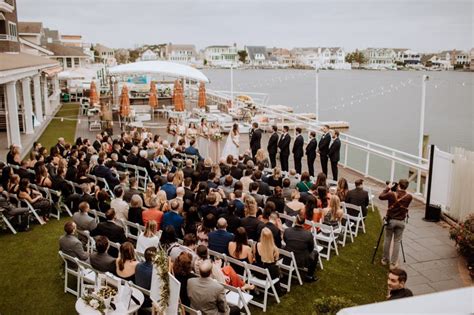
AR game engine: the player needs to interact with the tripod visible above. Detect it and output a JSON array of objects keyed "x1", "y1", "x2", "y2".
[{"x1": 371, "y1": 219, "x2": 406, "y2": 264}]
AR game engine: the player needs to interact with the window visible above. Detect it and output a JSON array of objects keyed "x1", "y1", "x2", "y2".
[
  {"x1": 66, "y1": 58, "x2": 72, "y2": 68},
  {"x1": 8, "y1": 22, "x2": 17, "y2": 38},
  {"x1": 74, "y1": 58, "x2": 80, "y2": 66}
]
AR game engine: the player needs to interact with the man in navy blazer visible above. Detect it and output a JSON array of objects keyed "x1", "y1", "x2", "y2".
[
  {"x1": 184, "y1": 139, "x2": 203, "y2": 161},
  {"x1": 208, "y1": 218, "x2": 234, "y2": 255}
]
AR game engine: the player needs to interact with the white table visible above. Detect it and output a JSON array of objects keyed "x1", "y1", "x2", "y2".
[{"x1": 75, "y1": 287, "x2": 144, "y2": 315}]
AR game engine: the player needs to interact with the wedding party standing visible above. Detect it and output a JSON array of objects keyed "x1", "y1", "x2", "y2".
[
  {"x1": 208, "y1": 122, "x2": 222, "y2": 163},
  {"x1": 222, "y1": 123, "x2": 240, "y2": 159},
  {"x1": 306, "y1": 131, "x2": 318, "y2": 177},
  {"x1": 292, "y1": 127, "x2": 304, "y2": 174},
  {"x1": 186, "y1": 122, "x2": 199, "y2": 146},
  {"x1": 267, "y1": 125, "x2": 279, "y2": 168},
  {"x1": 176, "y1": 118, "x2": 187, "y2": 144},
  {"x1": 167, "y1": 118, "x2": 178, "y2": 144},
  {"x1": 328, "y1": 130, "x2": 341, "y2": 180},
  {"x1": 278, "y1": 126, "x2": 291, "y2": 172},
  {"x1": 318, "y1": 124, "x2": 331, "y2": 177},
  {"x1": 198, "y1": 118, "x2": 210, "y2": 158},
  {"x1": 249, "y1": 122, "x2": 262, "y2": 159}
]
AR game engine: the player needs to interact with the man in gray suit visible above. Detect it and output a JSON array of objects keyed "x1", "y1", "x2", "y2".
[
  {"x1": 73, "y1": 202, "x2": 97, "y2": 232},
  {"x1": 187, "y1": 260, "x2": 229, "y2": 315},
  {"x1": 59, "y1": 221, "x2": 88, "y2": 261},
  {"x1": 89, "y1": 235, "x2": 116, "y2": 273}
]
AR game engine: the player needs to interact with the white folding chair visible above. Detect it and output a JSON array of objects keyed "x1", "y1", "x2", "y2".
[
  {"x1": 58, "y1": 251, "x2": 81, "y2": 297},
  {"x1": 343, "y1": 202, "x2": 366, "y2": 236},
  {"x1": 180, "y1": 304, "x2": 202, "y2": 315},
  {"x1": 338, "y1": 215, "x2": 354, "y2": 247},
  {"x1": 76, "y1": 229, "x2": 96, "y2": 254},
  {"x1": 222, "y1": 282, "x2": 253, "y2": 315},
  {"x1": 121, "y1": 219, "x2": 145, "y2": 241},
  {"x1": 49, "y1": 188, "x2": 73, "y2": 218},
  {"x1": 19, "y1": 198, "x2": 46, "y2": 225},
  {"x1": 244, "y1": 261, "x2": 280, "y2": 312},
  {"x1": 277, "y1": 248, "x2": 303, "y2": 292},
  {"x1": 76, "y1": 258, "x2": 97, "y2": 297},
  {"x1": 0, "y1": 207, "x2": 17, "y2": 234},
  {"x1": 312, "y1": 222, "x2": 339, "y2": 261}
]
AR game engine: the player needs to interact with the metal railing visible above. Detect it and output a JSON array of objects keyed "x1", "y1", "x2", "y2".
[{"x1": 196, "y1": 87, "x2": 429, "y2": 198}]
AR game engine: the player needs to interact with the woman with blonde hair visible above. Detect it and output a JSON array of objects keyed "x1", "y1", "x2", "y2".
[
  {"x1": 144, "y1": 182, "x2": 156, "y2": 208},
  {"x1": 323, "y1": 195, "x2": 344, "y2": 227},
  {"x1": 136, "y1": 220, "x2": 160, "y2": 254},
  {"x1": 172, "y1": 169, "x2": 184, "y2": 187},
  {"x1": 267, "y1": 166, "x2": 282, "y2": 187},
  {"x1": 154, "y1": 146, "x2": 169, "y2": 166},
  {"x1": 156, "y1": 190, "x2": 169, "y2": 212},
  {"x1": 115, "y1": 242, "x2": 138, "y2": 281},
  {"x1": 254, "y1": 228, "x2": 281, "y2": 291},
  {"x1": 211, "y1": 163, "x2": 222, "y2": 179},
  {"x1": 255, "y1": 148, "x2": 269, "y2": 168},
  {"x1": 244, "y1": 195, "x2": 258, "y2": 217}
]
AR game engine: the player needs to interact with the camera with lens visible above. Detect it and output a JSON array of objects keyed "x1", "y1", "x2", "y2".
[{"x1": 385, "y1": 181, "x2": 398, "y2": 192}]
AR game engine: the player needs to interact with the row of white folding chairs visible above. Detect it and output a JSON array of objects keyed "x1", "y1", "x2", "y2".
[
  {"x1": 29, "y1": 184, "x2": 73, "y2": 220},
  {"x1": 116, "y1": 162, "x2": 151, "y2": 191},
  {"x1": 6, "y1": 191, "x2": 46, "y2": 226},
  {"x1": 207, "y1": 248, "x2": 277, "y2": 312},
  {"x1": 86, "y1": 174, "x2": 115, "y2": 198},
  {"x1": 327, "y1": 178, "x2": 376, "y2": 213}
]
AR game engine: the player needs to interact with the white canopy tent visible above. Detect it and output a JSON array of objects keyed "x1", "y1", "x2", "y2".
[
  {"x1": 109, "y1": 60, "x2": 209, "y2": 83},
  {"x1": 337, "y1": 287, "x2": 473, "y2": 315}
]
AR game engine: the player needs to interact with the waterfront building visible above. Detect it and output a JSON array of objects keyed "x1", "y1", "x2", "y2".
[
  {"x1": 203, "y1": 44, "x2": 238, "y2": 67},
  {"x1": 0, "y1": 0, "x2": 62, "y2": 151},
  {"x1": 292, "y1": 47, "x2": 349, "y2": 69},
  {"x1": 362, "y1": 48, "x2": 397, "y2": 69},
  {"x1": 165, "y1": 43, "x2": 197, "y2": 64},
  {"x1": 140, "y1": 48, "x2": 158, "y2": 61},
  {"x1": 94, "y1": 43, "x2": 117, "y2": 66},
  {"x1": 245, "y1": 46, "x2": 270, "y2": 67},
  {"x1": 395, "y1": 49, "x2": 421, "y2": 65},
  {"x1": 45, "y1": 43, "x2": 89, "y2": 69},
  {"x1": 470, "y1": 48, "x2": 474, "y2": 71},
  {"x1": 268, "y1": 47, "x2": 296, "y2": 67},
  {"x1": 41, "y1": 27, "x2": 60, "y2": 45}
]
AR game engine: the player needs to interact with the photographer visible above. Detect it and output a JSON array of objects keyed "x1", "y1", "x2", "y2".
[{"x1": 379, "y1": 179, "x2": 412, "y2": 269}]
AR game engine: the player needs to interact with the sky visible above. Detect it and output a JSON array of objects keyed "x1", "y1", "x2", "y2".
[{"x1": 17, "y1": 0, "x2": 473, "y2": 52}]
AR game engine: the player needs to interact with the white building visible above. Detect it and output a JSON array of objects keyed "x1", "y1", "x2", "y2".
[
  {"x1": 203, "y1": 45, "x2": 238, "y2": 67},
  {"x1": 45, "y1": 43, "x2": 89, "y2": 69},
  {"x1": 140, "y1": 49, "x2": 158, "y2": 61},
  {"x1": 293, "y1": 47, "x2": 349, "y2": 69},
  {"x1": 395, "y1": 49, "x2": 421, "y2": 65},
  {"x1": 362, "y1": 48, "x2": 397, "y2": 69},
  {"x1": 245, "y1": 46, "x2": 270, "y2": 67},
  {"x1": 94, "y1": 43, "x2": 117, "y2": 66},
  {"x1": 165, "y1": 44, "x2": 197, "y2": 64}
]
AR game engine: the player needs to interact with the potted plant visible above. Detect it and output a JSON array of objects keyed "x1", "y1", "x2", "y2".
[
  {"x1": 313, "y1": 296, "x2": 356, "y2": 315},
  {"x1": 449, "y1": 214, "x2": 474, "y2": 278}
]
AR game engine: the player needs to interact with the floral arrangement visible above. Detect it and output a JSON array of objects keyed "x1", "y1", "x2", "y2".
[
  {"x1": 211, "y1": 133, "x2": 223, "y2": 141},
  {"x1": 97, "y1": 286, "x2": 117, "y2": 300},
  {"x1": 153, "y1": 248, "x2": 170, "y2": 313},
  {"x1": 168, "y1": 125, "x2": 177, "y2": 136},
  {"x1": 83, "y1": 294, "x2": 107, "y2": 315},
  {"x1": 449, "y1": 214, "x2": 474, "y2": 276}
]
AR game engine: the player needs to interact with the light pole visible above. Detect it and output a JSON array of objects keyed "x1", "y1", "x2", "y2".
[
  {"x1": 230, "y1": 63, "x2": 234, "y2": 105},
  {"x1": 417, "y1": 74, "x2": 429, "y2": 195}
]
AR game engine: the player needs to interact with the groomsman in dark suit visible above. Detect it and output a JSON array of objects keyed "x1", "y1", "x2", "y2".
[
  {"x1": 249, "y1": 122, "x2": 263, "y2": 159},
  {"x1": 267, "y1": 125, "x2": 279, "y2": 168},
  {"x1": 305, "y1": 131, "x2": 318, "y2": 177},
  {"x1": 318, "y1": 124, "x2": 331, "y2": 176},
  {"x1": 292, "y1": 127, "x2": 304, "y2": 174},
  {"x1": 328, "y1": 130, "x2": 341, "y2": 180},
  {"x1": 278, "y1": 126, "x2": 291, "y2": 172}
]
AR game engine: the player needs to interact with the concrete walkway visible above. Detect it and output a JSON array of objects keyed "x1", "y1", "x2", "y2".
[{"x1": 75, "y1": 118, "x2": 472, "y2": 294}]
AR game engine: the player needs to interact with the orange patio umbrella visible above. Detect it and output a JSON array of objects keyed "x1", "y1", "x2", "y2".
[
  {"x1": 149, "y1": 82, "x2": 158, "y2": 109},
  {"x1": 89, "y1": 81, "x2": 99, "y2": 106},
  {"x1": 198, "y1": 81, "x2": 206, "y2": 109},
  {"x1": 119, "y1": 85, "x2": 130, "y2": 117},
  {"x1": 173, "y1": 80, "x2": 185, "y2": 112}
]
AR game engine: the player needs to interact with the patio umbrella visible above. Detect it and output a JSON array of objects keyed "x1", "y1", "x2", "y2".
[
  {"x1": 173, "y1": 80, "x2": 185, "y2": 112},
  {"x1": 89, "y1": 81, "x2": 99, "y2": 106},
  {"x1": 198, "y1": 81, "x2": 206, "y2": 109},
  {"x1": 119, "y1": 85, "x2": 130, "y2": 117},
  {"x1": 149, "y1": 82, "x2": 159, "y2": 109}
]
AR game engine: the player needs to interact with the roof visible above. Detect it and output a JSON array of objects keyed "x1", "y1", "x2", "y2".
[
  {"x1": 109, "y1": 60, "x2": 209, "y2": 82},
  {"x1": 18, "y1": 22, "x2": 43, "y2": 34},
  {"x1": 19, "y1": 37, "x2": 54, "y2": 56},
  {"x1": 169, "y1": 44, "x2": 196, "y2": 50},
  {"x1": 94, "y1": 43, "x2": 114, "y2": 53},
  {"x1": 245, "y1": 46, "x2": 267, "y2": 60},
  {"x1": 0, "y1": 53, "x2": 58, "y2": 72},
  {"x1": 45, "y1": 43, "x2": 88, "y2": 57},
  {"x1": 421, "y1": 54, "x2": 436, "y2": 63}
]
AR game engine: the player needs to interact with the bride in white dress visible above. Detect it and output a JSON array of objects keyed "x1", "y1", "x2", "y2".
[{"x1": 221, "y1": 123, "x2": 240, "y2": 159}]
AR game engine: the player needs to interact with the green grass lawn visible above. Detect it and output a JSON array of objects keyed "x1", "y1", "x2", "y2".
[{"x1": 36, "y1": 103, "x2": 79, "y2": 151}]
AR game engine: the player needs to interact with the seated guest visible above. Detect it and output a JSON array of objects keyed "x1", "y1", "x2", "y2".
[
  {"x1": 90, "y1": 236, "x2": 116, "y2": 273},
  {"x1": 282, "y1": 178, "x2": 292, "y2": 201},
  {"x1": 323, "y1": 195, "x2": 344, "y2": 227},
  {"x1": 141, "y1": 197, "x2": 163, "y2": 228},
  {"x1": 283, "y1": 214, "x2": 319, "y2": 282},
  {"x1": 219, "y1": 175, "x2": 234, "y2": 198},
  {"x1": 231, "y1": 190, "x2": 245, "y2": 217},
  {"x1": 254, "y1": 170, "x2": 271, "y2": 196},
  {"x1": 266, "y1": 186, "x2": 285, "y2": 214},
  {"x1": 287, "y1": 169, "x2": 299, "y2": 189},
  {"x1": 249, "y1": 182, "x2": 265, "y2": 209},
  {"x1": 267, "y1": 167, "x2": 283, "y2": 187},
  {"x1": 174, "y1": 252, "x2": 197, "y2": 307},
  {"x1": 345, "y1": 179, "x2": 370, "y2": 217},
  {"x1": 221, "y1": 201, "x2": 241, "y2": 235},
  {"x1": 73, "y1": 201, "x2": 97, "y2": 232},
  {"x1": 135, "y1": 247, "x2": 157, "y2": 307},
  {"x1": 160, "y1": 173, "x2": 177, "y2": 200},
  {"x1": 128, "y1": 195, "x2": 144, "y2": 226},
  {"x1": 228, "y1": 227, "x2": 254, "y2": 275},
  {"x1": 137, "y1": 150, "x2": 156, "y2": 178},
  {"x1": 94, "y1": 157, "x2": 120, "y2": 189},
  {"x1": 115, "y1": 242, "x2": 138, "y2": 281},
  {"x1": 136, "y1": 220, "x2": 160, "y2": 254},
  {"x1": 78, "y1": 183, "x2": 98, "y2": 212},
  {"x1": 160, "y1": 225, "x2": 180, "y2": 253},
  {"x1": 302, "y1": 198, "x2": 322, "y2": 231},
  {"x1": 182, "y1": 159, "x2": 194, "y2": 180},
  {"x1": 240, "y1": 169, "x2": 254, "y2": 192},
  {"x1": 241, "y1": 196, "x2": 264, "y2": 241},
  {"x1": 388, "y1": 268, "x2": 414, "y2": 300},
  {"x1": 336, "y1": 177, "x2": 349, "y2": 202},
  {"x1": 127, "y1": 146, "x2": 139, "y2": 165},
  {"x1": 18, "y1": 177, "x2": 52, "y2": 221},
  {"x1": 0, "y1": 186, "x2": 30, "y2": 231},
  {"x1": 230, "y1": 158, "x2": 243, "y2": 179},
  {"x1": 197, "y1": 213, "x2": 216, "y2": 246},
  {"x1": 91, "y1": 209, "x2": 127, "y2": 256},
  {"x1": 168, "y1": 233, "x2": 198, "y2": 264},
  {"x1": 258, "y1": 206, "x2": 282, "y2": 248},
  {"x1": 208, "y1": 218, "x2": 234, "y2": 255},
  {"x1": 171, "y1": 187, "x2": 185, "y2": 214},
  {"x1": 123, "y1": 177, "x2": 142, "y2": 203},
  {"x1": 184, "y1": 139, "x2": 203, "y2": 160},
  {"x1": 296, "y1": 171, "x2": 312, "y2": 193},
  {"x1": 187, "y1": 261, "x2": 229, "y2": 315},
  {"x1": 314, "y1": 172, "x2": 328, "y2": 189},
  {"x1": 162, "y1": 199, "x2": 184, "y2": 238},
  {"x1": 254, "y1": 227, "x2": 282, "y2": 293},
  {"x1": 59, "y1": 221, "x2": 88, "y2": 261},
  {"x1": 110, "y1": 186, "x2": 129, "y2": 221},
  {"x1": 255, "y1": 148, "x2": 270, "y2": 169}
]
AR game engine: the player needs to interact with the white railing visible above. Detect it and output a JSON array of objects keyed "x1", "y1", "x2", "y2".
[
  {"x1": 0, "y1": 34, "x2": 16, "y2": 41},
  {"x1": 196, "y1": 87, "x2": 429, "y2": 198}
]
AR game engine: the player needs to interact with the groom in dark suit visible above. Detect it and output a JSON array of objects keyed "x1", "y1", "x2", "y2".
[
  {"x1": 318, "y1": 124, "x2": 331, "y2": 176},
  {"x1": 267, "y1": 125, "x2": 279, "y2": 168},
  {"x1": 292, "y1": 127, "x2": 304, "y2": 174},
  {"x1": 278, "y1": 125, "x2": 291, "y2": 172},
  {"x1": 328, "y1": 130, "x2": 341, "y2": 180},
  {"x1": 306, "y1": 131, "x2": 318, "y2": 177},
  {"x1": 249, "y1": 122, "x2": 263, "y2": 159}
]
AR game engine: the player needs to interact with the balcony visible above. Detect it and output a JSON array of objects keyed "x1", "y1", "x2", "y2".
[
  {"x1": 0, "y1": 34, "x2": 17, "y2": 41},
  {"x1": 0, "y1": 0, "x2": 15, "y2": 13}
]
